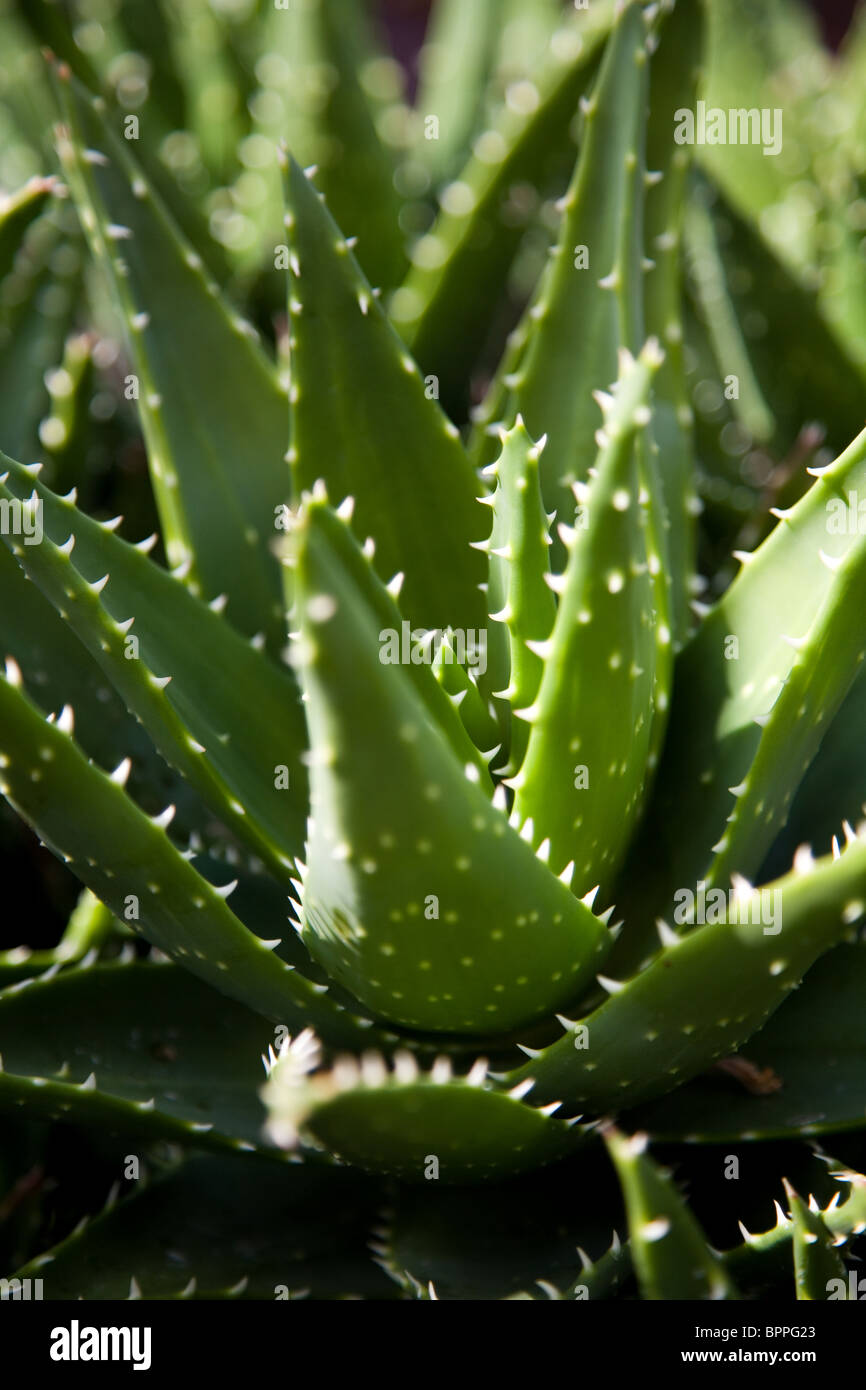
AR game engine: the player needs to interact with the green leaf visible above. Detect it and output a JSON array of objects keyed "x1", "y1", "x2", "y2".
[
  {"x1": 483, "y1": 417, "x2": 556, "y2": 774},
  {"x1": 785, "y1": 1180, "x2": 848, "y2": 1300},
  {"x1": 616, "y1": 423, "x2": 866, "y2": 945},
  {"x1": 13, "y1": 1155, "x2": 392, "y2": 1300},
  {"x1": 762, "y1": 665, "x2": 866, "y2": 879},
  {"x1": 287, "y1": 490, "x2": 613, "y2": 1034},
  {"x1": 257, "y1": 0, "x2": 406, "y2": 290},
  {"x1": 506, "y1": 836, "x2": 866, "y2": 1114},
  {"x1": 263, "y1": 1045, "x2": 586, "y2": 1183},
  {"x1": 470, "y1": 0, "x2": 650, "y2": 532},
  {"x1": 511, "y1": 342, "x2": 664, "y2": 898},
  {"x1": 109, "y1": 0, "x2": 188, "y2": 135},
  {"x1": 282, "y1": 155, "x2": 489, "y2": 640},
  {"x1": 0, "y1": 175, "x2": 55, "y2": 281},
  {"x1": 707, "y1": 532, "x2": 866, "y2": 892},
  {"x1": 53, "y1": 67, "x2": 289, "y2": 653},
  {"x1": 686, "y1": 180, "x2": 866, "y2": 456},
  {"x1": 288, "y1": 493, "x2": 493, "y2": 786},
  {"x1": 491, "y1": 0, "x2": 567, "y2": 90},
  {"x1": 0, "y1": 453, "x2": 309, "y2": 879},
  {"x1": 698, "y1": 0, "x2": 824, "y2": 235},
  {"x1": 0, "y1": 888, "x2": 119, "y2": 987},
  {"x1": 431, "y1": 629, "x2": 500, "y2": 759},
  {"x1": 604, "y1": 1127, "x2": 737, "y2": 1299},
  {"x1": 685, "y1": 194, "x2": 786, "y2": 445},
  {"x1": 0, "y1": 664, "x2": 395, "y2": 1048},
  {"x1": 414, "y1": 0, "x2": 501, "y2": 185},
  {"x1": 393, "y1": 6, "x2": 612, "y2": 417},
  {"x1": 160, "y1": 0, "x2": 246, "y2": 187},
  {"x1": 0, "y1": 958, "x2": 280, "y2": 1153},
  {"x1": 644, "y1": 0, "x2": 705, "y2": 645},
  {"x1": 16, "y1": 0, "x2": 230, "y2": 280},
  {"x1": 0, "y1": 536, "x2": 204, "y2": 835},
  {"x1": 36, "y1": 328, "x2": 94, "y2": 488},
  {"x1": 627, "y1": 942, "x2": 866, "y2": 1142},
  {"x1": 376, "y1": 1151, "x2": 627, "y2": 1300},
  {"x1": 725, "y1": 1164, "x2": 866, "y2": 1289},
  {"x1": 507, "y1": 1238, "x2": 630, "y2": 1300},
  {"x1": 0, "y1": 213, "x2": 80, "y2": 465}
]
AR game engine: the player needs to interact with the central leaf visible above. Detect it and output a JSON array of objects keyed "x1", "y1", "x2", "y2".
[{"x1": 286, "y1": 490, "x2": 612, "y2": 1033}]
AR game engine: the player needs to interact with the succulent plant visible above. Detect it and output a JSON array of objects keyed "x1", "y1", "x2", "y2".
[{"x1": 2, "y1": 0, "x2": 866, "y2": 1303}]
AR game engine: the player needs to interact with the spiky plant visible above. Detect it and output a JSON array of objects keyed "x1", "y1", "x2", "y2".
[{"x1": 2, "y1": 0, "x2": 866, "y2": 1302}]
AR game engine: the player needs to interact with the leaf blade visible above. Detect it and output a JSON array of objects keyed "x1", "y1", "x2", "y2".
[{"x1": 54, "y1": 67, "x2": 290, "y2": 652}]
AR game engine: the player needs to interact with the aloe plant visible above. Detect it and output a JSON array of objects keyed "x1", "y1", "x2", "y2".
[{"x1": 2, "y1": 0, "x2": 866, "y2": 1303}]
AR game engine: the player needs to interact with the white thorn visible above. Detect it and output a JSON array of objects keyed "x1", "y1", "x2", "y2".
[
  {"x1": 109, "y1": 757, "x2": 132, "y2": 786},
  {"x1": 819, "y1": 548, "x2": 845, "y2": 573},
  {"x1": 655, "y1": 918, "x2": 680, "y2": 948},
  {"x1": 596, "y1": 974, "x2": 625, "y2": 994},
  {"x1": 393, "y1": 1050, "x2": 419, "y2": 1084},
  {"x1": 466, "y1": 1057, "x2": 488, "y2": 1087},
  {"x1": 508, "y1": 1077, "x2": 535, "y2": 1101},
  {"x1": 385, "y1": 572, "x2": 404, "y2": 598},
  {"x1": 512, "y1": 700, "x2": 542, "y2": 724},
  {"x1": 793, "y1": 844, "x2": 815, "y2": 874},
  {"x1": 525, "y1": 638, "x2": 555, "y2": 660},
  {"x1": 544, "y1": 571, "x2": 567, "y2": 595}
]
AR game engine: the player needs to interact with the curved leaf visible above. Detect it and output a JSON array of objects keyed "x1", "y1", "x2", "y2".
[
  {"x1": 0, "y1": 452, "x2": 309, "y2": 879},
  {"x1": 53, "y1": 65, "x2": 289, "y2": 652},
  {"x1": 13, "y1": 1155, "x2": 391, "y2": 1300},
  {"x1": 264, "y1": 1045, "x2": 586, "y2": 1183},
  {"x1": 604, "y1": 1127, "x2": 736, "y2": 1299},
  {"x1": 287, "y1": 490, "x2": 612, "y2": 1034},
  {"x1": 511, "y1": 342, "x2": 663, "y2": 897},
  {"x1": 394, "y1": 5, "x2": 612, "y2": 415},
  {"x1": 282, "y1": 154, "x2": 489, "y2": 640},
  {"x1": 627, "y1": 942, "x2": 866, "y2": 1141},
  {"x1": 506, "y1": 837, "x2": 866, "y2": 1113},
  {"x1": 0, "y1": 664, "x2": 396, "y2": 1048}
]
